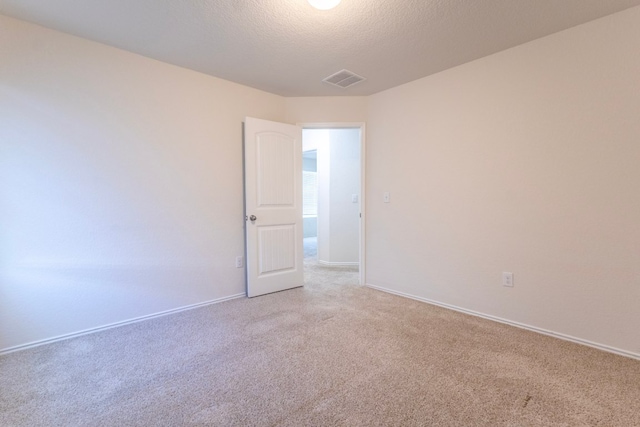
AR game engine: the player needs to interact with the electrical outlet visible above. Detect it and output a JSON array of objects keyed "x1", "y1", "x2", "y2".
[
  {"x1": 503, "y1": 272, "x2": 514, "y2": 287},
  {"x1": 235, "y1": 256, "x2": 244, "y2": 268},
  {"x1": 383, "y1": 192, "x2": 390, "y2": 203}
]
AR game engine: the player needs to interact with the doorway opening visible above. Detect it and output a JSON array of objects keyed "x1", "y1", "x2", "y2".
[{"x1": 301, "y1": 125, "x2": 365, "y2": 288}]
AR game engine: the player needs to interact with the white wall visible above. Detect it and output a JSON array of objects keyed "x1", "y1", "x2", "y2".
[
  {"x1": 306, "y1": 130, "x2": 332, "y2": 262},
  {"x1": 306, "y1": 129, "x2": 360, "y2": 265},
  {"x1": 326, "y1": 129, "x2": 361, "y2": 264},
  {"x1": 366, "y1": 7, "x2": 640, "y2": 356},
  {"x1": 302, "y1": 155, "x2": 318, "y2": 238},
  {"x1": 0, "y1": 15, "x2": 285, "y2": 351}
]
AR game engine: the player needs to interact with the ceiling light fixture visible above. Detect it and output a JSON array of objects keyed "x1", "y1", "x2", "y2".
[{"x1": 308, "y1": 0, "x2": 342, "y2": 11}]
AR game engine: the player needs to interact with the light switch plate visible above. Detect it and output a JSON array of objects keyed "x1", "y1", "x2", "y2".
[{"x1": 503, "y1": 272, "x2": 514, "y2": 287}]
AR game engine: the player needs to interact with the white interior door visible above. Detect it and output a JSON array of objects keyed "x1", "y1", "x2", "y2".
[{"x1": 244, "y1": 117, "x2": 303, "y2": 297}]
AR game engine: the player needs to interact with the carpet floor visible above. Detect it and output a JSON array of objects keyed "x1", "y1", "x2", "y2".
[{"x1": 1, "y1": 242, "x2": 639, "y2": 426}]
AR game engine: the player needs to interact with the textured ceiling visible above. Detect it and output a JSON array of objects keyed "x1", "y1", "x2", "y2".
[{"x1": 2, "y1": 0, "x2": 640, "y2": 96}]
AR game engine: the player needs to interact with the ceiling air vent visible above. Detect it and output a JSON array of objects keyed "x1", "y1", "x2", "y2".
[{"x1": 322, "y1": 69, "x2": 366, "y2": 89}]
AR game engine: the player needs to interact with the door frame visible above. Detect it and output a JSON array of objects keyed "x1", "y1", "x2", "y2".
[{"x1": 298, "y1": 122, "x2": 366, "y2": 286}]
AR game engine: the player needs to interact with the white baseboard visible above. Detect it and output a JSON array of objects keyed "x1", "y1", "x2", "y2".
[
  {"x1": 318, "y1": 260, "x2": 359, "y2": 266},
  {"x1": 365, "y1": 283, "x2": 640, "y2": 361},
  {"x1": 0, "y1": 293, "x2": 245, "y2": 356}
]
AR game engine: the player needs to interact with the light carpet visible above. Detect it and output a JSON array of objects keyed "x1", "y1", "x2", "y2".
[{"x1": 1, "y1": 244, "x2": 639, "y2": 426}]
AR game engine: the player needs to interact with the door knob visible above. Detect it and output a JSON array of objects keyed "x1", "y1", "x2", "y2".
[{"x1": 249, "y1": 215, "x2": 257, "y2": 221}]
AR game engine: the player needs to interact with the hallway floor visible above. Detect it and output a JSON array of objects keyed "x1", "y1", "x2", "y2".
[{"x1": 303, "y1": 236, "x2": 359, "y2": 287}]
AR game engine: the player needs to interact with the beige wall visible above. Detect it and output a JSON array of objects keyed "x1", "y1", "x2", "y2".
[
  {"x1": 3, "y1": 6, "x2": 640, "y2": 357},
  {"x1": 366, "y1": 7, "x2": 640, "y2": 356},
  {"x1": 285, "y1": 96, "x2": 367, "y2": 124},
  {"x1": 0, "y1": 16, "x2": 285, "y2": 351}
]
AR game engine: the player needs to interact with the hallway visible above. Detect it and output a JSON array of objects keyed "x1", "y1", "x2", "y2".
[{"x1": 303, "y1": 237, "x2": 359, "y2": 287}]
